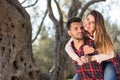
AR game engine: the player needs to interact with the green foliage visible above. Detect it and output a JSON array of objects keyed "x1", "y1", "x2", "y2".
[
  {"x1": 32, "y1": 36, "x2": 75, "y2": 78},
  {"x1": 32, "y1": 25, "x2": 55, "y2": 72},
  {"x1": 32, "y1": 36, "x2": 55, "y2": 72},
  {"x1": 66, "y1": 60, "x2": 75, "y2": 79}
]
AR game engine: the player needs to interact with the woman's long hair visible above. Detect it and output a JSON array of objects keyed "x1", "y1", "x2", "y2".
[{"x1": 88, "y1": 10, "x2": 114, "y2": 54}]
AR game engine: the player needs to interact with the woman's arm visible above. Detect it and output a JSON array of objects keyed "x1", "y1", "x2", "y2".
[
  {"x1": 82, "y1": 46, "x2": 115, "y2": 63},
  {"x1": 94, "y1": 52, "x2": 115, "y2": 63},
  {"x1": 65, "y1": 38, "x2": 82, "y2": 65},
  {"x1": 65, "y1": 38, "x2": 80, "y2": 60},
  {"x1": 81, "y1": 52, "x2": 115, "y2": 64}
]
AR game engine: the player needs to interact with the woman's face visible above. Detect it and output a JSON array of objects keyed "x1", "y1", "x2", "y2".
[{"x1": 84, "y1": 14, "x2": 96, "y2": 36}]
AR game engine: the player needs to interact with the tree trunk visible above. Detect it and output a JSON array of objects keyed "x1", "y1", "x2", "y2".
[
  {"x1": 0, "y1": 0, "x2": 42, "y2": 80},
  {"x1": 50, "y1": 31, "x2": 68, "y2": 80}
]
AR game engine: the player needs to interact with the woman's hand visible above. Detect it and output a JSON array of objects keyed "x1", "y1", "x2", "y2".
[{"x1": 83, "y1": 45, "x2": 95, "y2": 54}]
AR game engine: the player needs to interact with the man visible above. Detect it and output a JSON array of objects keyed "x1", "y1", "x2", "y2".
[{"x1": 66, "y1": 17, "x2": 103, "y2": 80}]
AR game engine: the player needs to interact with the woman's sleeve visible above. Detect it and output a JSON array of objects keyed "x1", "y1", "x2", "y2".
[
  {"x1": 94, "y1": 51, "x2": 115, "y2": 63},
  {"x1": 65, "y1": 38, "x2": 79, "y2": 60}
]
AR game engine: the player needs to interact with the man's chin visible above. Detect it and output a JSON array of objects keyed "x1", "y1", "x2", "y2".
[{"x1": 77, "y1": 38, "x2": 84, "y2": 40}]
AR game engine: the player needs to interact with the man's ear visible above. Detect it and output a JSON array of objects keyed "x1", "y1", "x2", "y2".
[{"x1": 67, "y1": 30, "x2": 71, "y2": 36}]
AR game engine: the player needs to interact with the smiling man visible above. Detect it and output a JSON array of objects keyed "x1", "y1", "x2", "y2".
[{"x1": 66, "y1": 17, "x2": 103, "y2": 80}]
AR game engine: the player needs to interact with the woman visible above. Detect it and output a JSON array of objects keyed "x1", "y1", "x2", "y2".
[{"x1": 65, "y1": 10, "x2": 120, "y2": 80}]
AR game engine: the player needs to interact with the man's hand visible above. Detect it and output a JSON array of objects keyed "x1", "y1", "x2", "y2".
[
  {"x1": 75, "y1": 58, "x2": 83, "y2": 66},
  {"x1": 83, "y1": 45, "x2": 95, "y2": 54},
  {"x1": 81, "y1": 55, "x2": 91, "y2": 63}
]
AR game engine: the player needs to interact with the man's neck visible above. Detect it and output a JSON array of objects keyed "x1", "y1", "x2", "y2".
[{"x1": 73, "y1": 39, "x2": 84, "y2": 50}]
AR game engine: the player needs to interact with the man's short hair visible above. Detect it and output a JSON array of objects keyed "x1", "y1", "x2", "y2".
[{"x1": 66, "y1": 17, "x2": 82, "y2": 30}]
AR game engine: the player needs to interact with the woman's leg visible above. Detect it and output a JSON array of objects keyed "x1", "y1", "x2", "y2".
[
  {"x1": 102, "y1": 62, "x2": 116, "y2": 80},
  {"x1": 73, "y1": 73, "x2": 78, "y2": 80}
]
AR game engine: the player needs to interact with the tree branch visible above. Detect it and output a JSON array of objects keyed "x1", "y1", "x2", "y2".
[
  {"x1": 54, "y1": 0, "x2": 64, "y2": 35},
  {"x1": 47, "y1": 0, "x2": 59, "y2": 25},
  {"x1": 24, "y1": 0, "x2": 39, "y2": 8},
  {"x1": 113, "y1": 33, "x2": 120, "y2": 43},
  {"x1": 21, "y1": 0, "x2": 27, "y2": 4},
  {"x1": 68, "y1": 0, "x2": 81, "y2": 19},
  {"x1": 32, "y1": 9, "x2": 48, "y2": 43},
  {"x1": 79, "y1": 0, "x2": 106, "y2": 18},
  {"x1": 54, "y1": 0, "x2": 63, "y2": 22}
]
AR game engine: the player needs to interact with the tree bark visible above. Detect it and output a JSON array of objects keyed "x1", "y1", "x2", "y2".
[{"x1": 0, "y1": 0, "x2": 43, "y2": 80}]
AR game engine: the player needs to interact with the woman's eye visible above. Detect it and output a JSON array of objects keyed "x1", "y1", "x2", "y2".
[
  {"x1": 87, "y1": 18, "x2": 89, "y2": 20},
  {"x1": 91, "y1": 21, "x2": 95, "y2": 24}
]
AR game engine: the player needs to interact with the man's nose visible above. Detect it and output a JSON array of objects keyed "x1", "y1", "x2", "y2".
[{"x1": 78, "y1": 28, "x2": 82, "y2": 32}]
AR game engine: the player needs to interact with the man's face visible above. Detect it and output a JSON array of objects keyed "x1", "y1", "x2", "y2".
[{"x1": 68, "y1": 22, "x2": 85, "y2": 40}]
